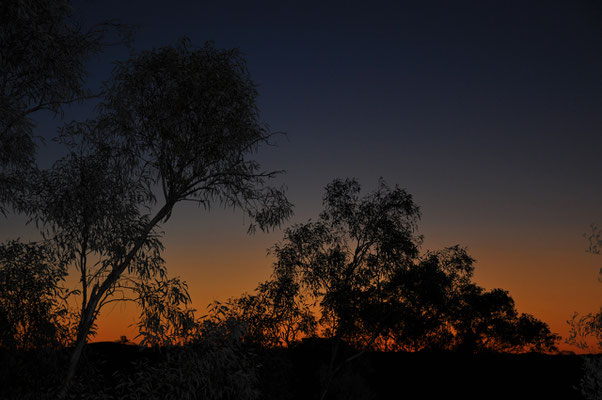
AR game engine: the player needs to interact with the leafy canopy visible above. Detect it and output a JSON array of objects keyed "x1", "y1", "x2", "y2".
[
  {"x1": 247, "y1": 178, "x2": 559, "y2": 353},
  {"x1": 0, "y1": 0, "x2": 127, "y2": 214},
  {"x1": 98, "y1": 39, "x2": 292, "y2": 231},
  {"x1": 0, "y1": 240, "x2": 73, "y2": 350}
]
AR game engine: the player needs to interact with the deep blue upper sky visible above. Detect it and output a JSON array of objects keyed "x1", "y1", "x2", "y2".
[
  {"x1": 64, "y1": 0, "x2": 602, "y2": 231},
  {"x1": 10, "y1": 0, "x2": 601, "y2": 341}
]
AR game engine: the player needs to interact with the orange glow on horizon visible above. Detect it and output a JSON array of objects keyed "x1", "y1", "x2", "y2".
[
  {"x1": 87, "y1": 204, "x2": 601, "y2": 355},
  {"x1": 90, "y1": 249, "x2": 601, "y2": 355}
]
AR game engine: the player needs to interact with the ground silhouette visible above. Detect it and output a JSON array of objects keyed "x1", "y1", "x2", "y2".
[{"x1": 0, "y1": 339, "x2": 593, "y2": 400}]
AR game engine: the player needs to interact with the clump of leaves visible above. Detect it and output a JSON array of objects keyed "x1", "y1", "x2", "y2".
[
  {"x1": 567, "y1": 310, "x2": 602, "y2": 352},
  {"x1": 0, "y1": 239, "x2": 75, "y2": 350},
  {"x1": 133, "y1": 276, "x2": 198, "y2": 347},
  {"x1": 219, "y1": 271, "x2": 317, "y2": 348},
  {"x1": 0, "y1": 239, "x2": 79, "y2": 399},
  {"x1": 115, "y1": 310, "x2": 260, "y2": 400},
  {"x1": 565, "y1": 223, "x2": 602, "y2": 400}
]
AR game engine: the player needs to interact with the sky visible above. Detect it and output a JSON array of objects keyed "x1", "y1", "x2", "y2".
[{"x1": 3, "y1": 0, "x2": 602, "y2": 351}]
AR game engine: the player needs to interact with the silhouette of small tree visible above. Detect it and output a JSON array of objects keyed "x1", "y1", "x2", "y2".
[
  {"x1": 0, "y1": 240, "x2": 80, "y2": 400},
  {"x1": 377, "y1": 246, "x2": 474, "y2": 351},
  {"x1": 0, "y1": 240, "x2": 73, "y2": 350},
  {"x1": 112, "y1": 305, "x2": 260, "y2": 400},
  {"x1": 224, "y1": 270, "x2": 317, "y2": 347},
  {"x1": 117, "y1": 335, "x2": 129, "y2": 345},
  {"x1": 134, "y1": 276, "x2": 199, "y2": 347},
  {"x1": 566, "y1": 224, "x2": 602, "y2": 352},
  {"x1": 566, "y1": 224, "x2": 602, "y2": 400}
]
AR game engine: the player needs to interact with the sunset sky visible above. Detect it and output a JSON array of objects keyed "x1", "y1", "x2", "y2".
[{"x1": 2, "y1": 0, "x2": 601, "y2": 352}]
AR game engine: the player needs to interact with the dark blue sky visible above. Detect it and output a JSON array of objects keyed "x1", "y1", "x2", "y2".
[
  {"x1": 65, "y1": 0, "x2": 602, "y2": 241},
  {"x1": 71, "y1": 0, "x2": 602, "y2": 206},
  {"x1": 12, "y1": 0, "x2": 602, "y2": 344}
]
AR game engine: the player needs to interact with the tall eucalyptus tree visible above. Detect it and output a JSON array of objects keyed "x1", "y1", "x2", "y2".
[{"x1": 26, "y1": 39, "x2": 292, "y2": 396}]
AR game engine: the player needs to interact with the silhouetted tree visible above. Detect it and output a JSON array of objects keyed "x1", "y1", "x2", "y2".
[
  {"x1": 224, "y1": 269, "x2": 317, "y2": 347},
  {"x1": 374, "y1": 245, "x2": 558, "y2": 353},
  {"x1": 270, "y1": 178, "x2": 421, "y2": 399},
  {"x1": 0, "y1": 240, "x2": 73, "y2": 350},
  {"x1": 566, "y1": 224, "x2": 602, "y2": 400},
  {"x1": 0, "y1": 0, "x2": 128, "y2": 214},
  {"x1": 378, "y1": 246, "x2": 474, "y2": 351},
  {"x1": 272, "y1": 178, "x2": 421, "y2": 343},
  {"x1": 0, "y1": 240, "x2": 79, "y2": 399},
  {"x1": 19, "y1": 38, "x2": 292, "y2": 397},
  {"x1": 111, "y1": 341, "x2": 260, "y2": 400},
  {"x1": 566, "y1": 224, "x2": 602, "y2": 351},
  {"x1": 264, "y1": 178, "x2": 558, "y2": 399},
  {"x1": 133, "y1": 276, "x2": 199, "y2": 347},
  {"x1": 447, "y1": 284, "x2": 558, "y2": 353},
  {"x1": 510, "y1": 313, "x2": 560, "y2": 352}
]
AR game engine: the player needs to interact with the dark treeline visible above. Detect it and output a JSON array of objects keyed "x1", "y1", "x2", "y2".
[
  {"x1": 1, "y1": 177, "x2": 596, "y2": 400},
  {"x1": 219, "y1": 178, "x2": 559, "y2": 356}
]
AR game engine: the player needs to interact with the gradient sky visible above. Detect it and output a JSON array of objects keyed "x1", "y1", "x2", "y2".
[{"x1": 2, "y1": 0, "x2": 601, "y2": 351}]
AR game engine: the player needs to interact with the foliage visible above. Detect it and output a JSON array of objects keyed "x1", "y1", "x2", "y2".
[
  {"x1": 566, "y1": 310, "x2": 602, "y2": 352},
  {"x1": 266, "y1": 178, "x2": 557, "y2": 354},
  {"x1": 576, "y1": 224, "x2": 602, "y2": 352},
  {"x1": 364, "y1": 246, "x2": 559, "y2": 353},
  {"x1": 0, "y1": 240, "x2": 76, "y2": 399},
  {"x1": 223, "y1": 271, "x2": 317, "y2": 347},
  {"x1": 578, "y1": 224, "x2": 602, "y2": 352},
  {"x1": 112, "y1": 343, "x2": 260, "y2": 400},
  {"x1": 112, "y1": 306, "x2": 260, "y2": 400},
  {"x1": 566, "y1": 223, "x2": 602, "y2": 399},
  {"x1": 10, "y1": 36, "x2": 293, "y2": 395},
  {"x1": 266, "y1": 177, "x2": 421, "y2": 400},
  {"x1": 451, "y1": 287, "x2": 558, "y2": 353},
  {"x1": 272, "y1": 177, "x2": 421, "y2": 342},
  {"x1": 30, "y1": 126, "x2": 166, "y2": 344},
  {"x1": 0, "y1": 240, "x2": 74, "y2": 350},
  {"x1": 374, "y1": 246, "x2": 473, "y2": 351},
  {"x1": 133, "y1": 277, "x2": 198, "y2": 347},
  {"x1": 0, "y1": 0, "x2": 92, "y2": 168},
  {"x1": 2, "y1": 2, "x2": 291, "y2": 393},
  {"x1": 0, "y1": 0, "x2": 126, "y2": 214},
  {"x1": 586, "y1": 224, "x2": 602, "y2": 259},
  {"x1": 98, "y1": 38, "x2": 293, "y2": 233}
]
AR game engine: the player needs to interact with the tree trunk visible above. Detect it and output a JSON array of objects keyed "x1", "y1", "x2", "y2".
[
  {"x1": 58, "y1": 295, "x2": 99, "y2": 398},
  {"x1": 319, "y1": 337, "x2": 340, "y2": 400},
  {"x1": 57, "y1": 202, "x2": 174, "y2": 398},
  {"x1": 57, "y1": 334, "x2": 88, "y2": 398}
]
